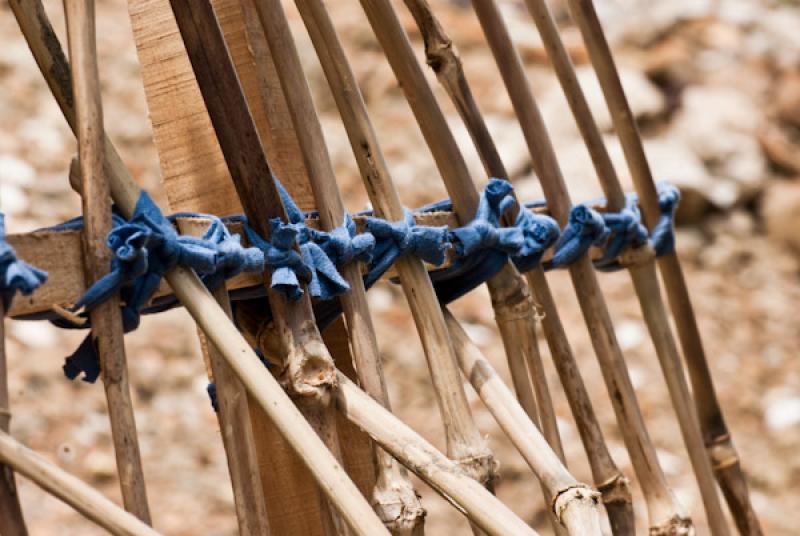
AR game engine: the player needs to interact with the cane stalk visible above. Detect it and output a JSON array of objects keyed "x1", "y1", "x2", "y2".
[
  {"x1": 63, "y1": 0, "x2": 151, "y2": 523},
  {"x1": 400, "y1": 1, "x2": 634, "y2": 532},
  {"x1": 469, "y1": 1, "x2": 694, "y2": 533},
  {"x1": 564, "y1": 3, "x2": 762, "y2": 534},
  {"x1": 0, "y1": 430, "x2": 159, "y2": 536},
  {"x1": 249, "y1": 1, "x2": 425, "y2": 533},
  {"x1": 12, "y1": 2, "x2": 390, "y2": 534},
  {"x1": 516, "y1": 1, "x2": 730, "y2": 533},
  {"x1": 0, "y1": 308, "x2": 26, "y2": 536}
]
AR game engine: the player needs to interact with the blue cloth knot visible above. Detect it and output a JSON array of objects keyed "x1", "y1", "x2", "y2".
[
  {"x1": 651, "y1": 182, "x2": 680, "y2": 257},
  {"x1": 64, "y1": 192, "x2": 263, "y2": 383},
  {"x1": 545, "y1": 204, "x2": 610, "y2": 269},
  {"x1": 244, "y1": 178, "x2": 375, "y2": 301},
  {"x1": 449, "y1": 178, "x2": 524, "y2": 258},
  {"x1": 0, "y1": 214, "x2": 48, "y2": 311},
  {"x1": 511, "y1": 208, "x2": 561, "y2": 273},
  {"x1": 594, "y1": 195, "x2": 649, "y2": 271},
  {"x1": 365, "y1": 209, "x2": 450, "y2": 286}
]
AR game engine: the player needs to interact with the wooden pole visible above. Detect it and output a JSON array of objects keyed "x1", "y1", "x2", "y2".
[
  {"x1": 0, "y1": 430, "x2": 160, "y2": 536},
  {"x1": 565, "y1": 3, "x2": 762, "y2": 534},
  {"x1": 469, "y1": 1, "x2": 693, "y2": 533},
  {"x1": 0, "y1": 301, "x2": 27, "y2": 535},
  {"x1": 12, "y1": 3, "x2": 390, "y2": 534},
  {"x1": 516, "y1": 1, "x2": 730, "y2": 533},
  {"x1": 63, "y1": 0, "x2": 151, "y2": 523},
  {"x1": 248, "y1": 0, "x2": 425, "y2": 533},
  {"x1": 443, "y1": 309, "x2": 602, "y2": 536},
  {"x1": 399, "y1": 1, "x2": 634, "y2": 532}
]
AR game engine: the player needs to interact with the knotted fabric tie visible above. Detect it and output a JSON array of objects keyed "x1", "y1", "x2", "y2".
[
  {"x1": 594, "y1": 194, "x2": 649, "y2": 271},
  {"x1": 511, "y1": 208, "x2": 561, "y2": 273},
  {"x1": 365, "y1": 209, "x2": 450, "y2": 286},
  {"x1": 245, "y1": 178, "x2": 375, "y2": 302},
  {"x1": 0, "y1": 214, "x2": 47, "y2": 311},
  {"x1": 449, "y1": 178, "x2": 524, "y2": 258},
  {"x1": 650, "y1": 182, "x2": 680, "y2": 257},
  {"x1": 545, "y1": 205, "x2": 610, "y2": 269},
  {"x1": 64, "y1": 192, "x2": 263, "y2": 383}
]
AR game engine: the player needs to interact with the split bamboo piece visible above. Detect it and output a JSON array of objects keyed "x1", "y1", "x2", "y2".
[
  {"x1": 443, "y1": 309, "x2": 602, "y2": 535},
  {"x1": 288, "y1": 0, "x2": 496, "y2": 495},
  {"x1": 516, "y1": 1, "x2": 730, "y2": 533},
  {"x1": 0, "y1": 430, "x2": 160, "y2": 536},
  {"x1": 0, "y1": 299, "x2": 27, "y2": 535},
  {"x1": 468, "y1": 0, "x2": 693, "y2": 533},
  {"x1": 565, "y1": 3, "x2": 762, "y2": 534},
  {"x1": 62, "y1": 0, "x2": 151, "y2": 523},
  {"x1": 167, "y1": 2, "x2": 361, "y2": 533},
  {"x1": 334, "y1": 373, "x2": 540, "y2": 536},
  {"x1": 399, "y1": 1, "x2": 634, "y2": 533},
  {"x1": 249, "y1": 1, "x2": 425, "y2": 533},
  {"x1": 12, "y1": 3, "x2": 390, "y2": 534},
  {"x1": 358, "y1": 0, "x2": 561, "y2": 501}
]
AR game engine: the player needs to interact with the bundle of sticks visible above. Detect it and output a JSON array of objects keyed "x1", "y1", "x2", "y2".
[{"x1": 0, "y1": 0, "x2": 761, "y2": 535}]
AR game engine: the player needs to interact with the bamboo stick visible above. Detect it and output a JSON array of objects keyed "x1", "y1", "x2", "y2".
[
  {"x1": 284, "y1": 0, "x2": 495, "y2": 497},
  {"x1": 565, "y1": 3, "x2": 762, "y2": 534},
  {"x1": 443, "y1": 309, "x2": 602, "y2": 535},
  {"x1": 248, "y1": 1, "x2": 425, "y2": 533},
  {"x1": 0, "y1": 301, "x2": 27, "y2": 535},
  {"x1": 399, "y1": 2, "x2": 634, "y2": 533},
  {"x1": 12, "y1": 3, "x2": 389, "y2": 534},
  {"x1": 469, "y1": 1, "x2": 694, "y2": 533},
  {"x1": 63, "y1": 0, "x2": 151, "y2": 523},
  {"x1": 334, "y1": 372, "x2": 539, "y2": 536},
  {"x1": 516, "y1": 1, "x2": 730, "y2": 533},
  {"x1": 0, "y1": 430, "x2": 160, "y2": 536}
]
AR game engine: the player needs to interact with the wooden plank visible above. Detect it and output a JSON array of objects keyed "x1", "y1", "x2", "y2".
[{"x1": 127, "y1": 0, "x2": 315, "y2": 216}]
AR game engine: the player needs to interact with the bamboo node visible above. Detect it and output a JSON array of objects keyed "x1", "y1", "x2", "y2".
[
  {"x1": 552, "y1": 484, "x2": 601, "y2": 522},
  {"x1": 595, "y1": 472, "x2": 632, "y2": 505},
  {"x1": 281, "y1": 340, "x2": 337, "y2": 404},
  {"x1": 708, "y1": 434, "x2": 740, "y2": 472},
  {"x1": 618, "y1": 242, "x2": 656, "y2": 268},
  {"x1": 649, "y1": 514, "x2": 695, "y2": 536},
  {"x1": 371, "y1": 479, "x2": 426, "y2": 533},
  {"x1": 455, "y1": 448, "x2": 499, "y2": 488}
]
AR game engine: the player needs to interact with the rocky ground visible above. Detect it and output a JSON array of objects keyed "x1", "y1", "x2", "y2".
[{"x1": 1, "y1": 0, "x2": 799, "y2": 534}]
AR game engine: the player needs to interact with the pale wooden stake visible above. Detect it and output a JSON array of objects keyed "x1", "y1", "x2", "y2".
[
  {"x1": 516, "y1": 1, "x2": 730, "y2": 533},
  {"x1": 249, "y1": 1, "x2": 426, "y2": 533},
  {"x1": 444, "y1": 309, "x2": 602, "y2": 536},
  {"x1": 0, "y1": 300, "x2": 27, "y2": 535},
  {"x1": 63, "y1": 0, "x2": 151, "y2": 523},
  {"x1": 565, "y1": 2, "x2": 762, "y2": 534},
  {"x1": 399, "y1": 1, "x2": 634, "y2": 532},
  {"x1": 12, "y1": 3, "x2": 390, "y2": 534},
  {"x1": 0, "y1": 430, "x2": 160, "y2": 536},
  {"x1": 469, "y1": 1, "x2": 693, "y2": 533}
]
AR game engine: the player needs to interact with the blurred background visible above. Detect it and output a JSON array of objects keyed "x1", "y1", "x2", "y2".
[{"x1": 1, "y1": 0, "x2": 799, "y2": 533}]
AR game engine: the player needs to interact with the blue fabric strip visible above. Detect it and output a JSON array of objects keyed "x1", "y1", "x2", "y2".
[{"x1": 0, "y1": 214, "x2": 47, "y2": 311}]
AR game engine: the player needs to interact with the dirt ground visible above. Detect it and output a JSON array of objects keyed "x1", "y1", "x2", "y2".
[{"x1": 0, "y1": 0, "x2": 799, "y2": 534}]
